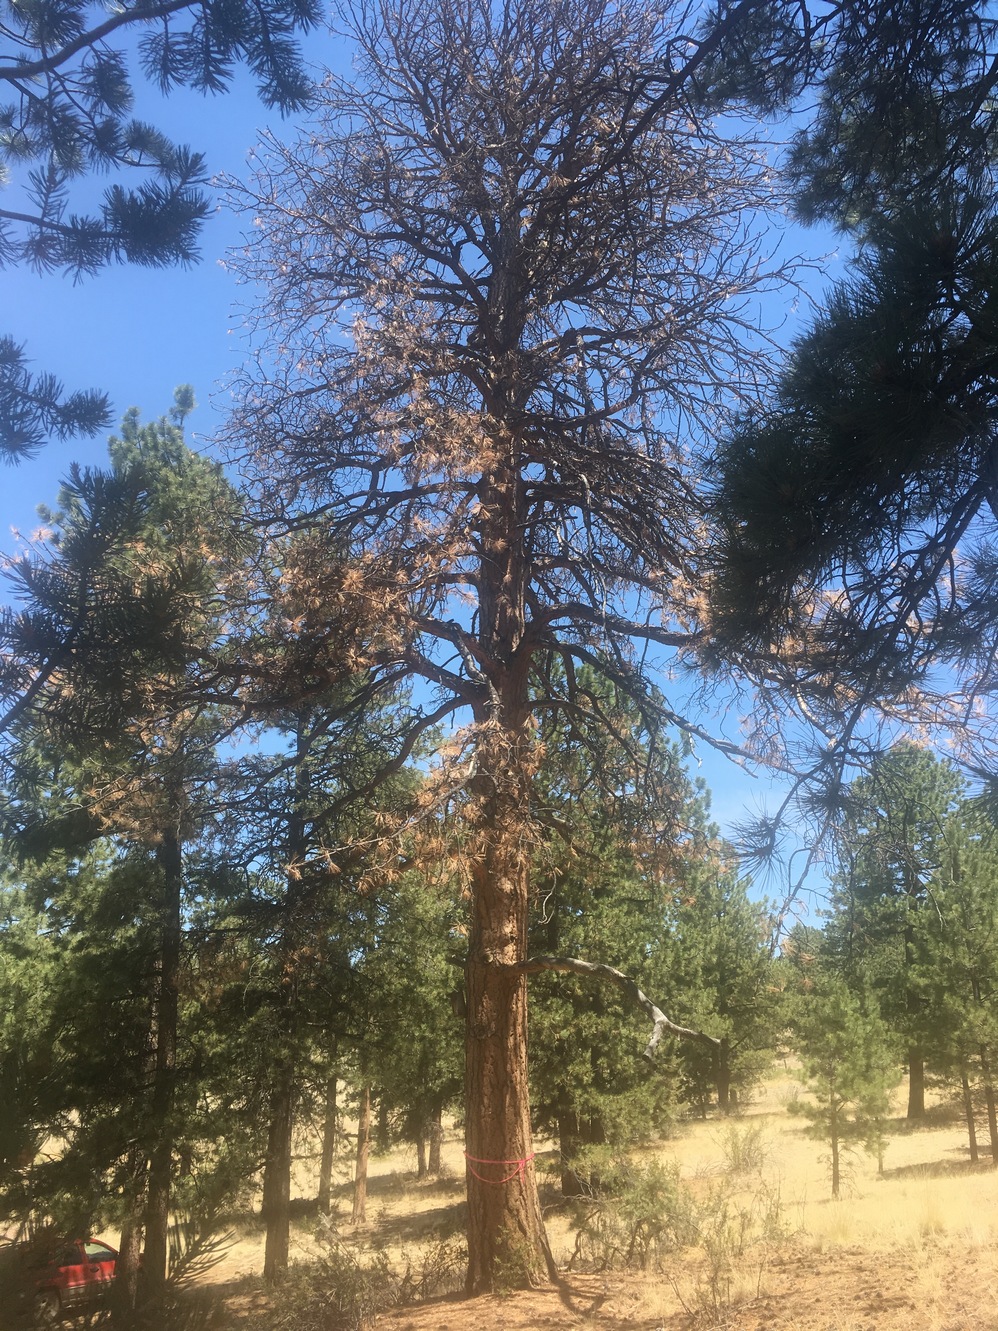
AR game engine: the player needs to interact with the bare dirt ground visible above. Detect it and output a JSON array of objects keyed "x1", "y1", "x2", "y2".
[
  {"x1": 362, "y1": 1241, "x2": 998, "y2": 1331},
  {"x1": 208, "y1": 1068, "x2": 998, "y2": 1330}
]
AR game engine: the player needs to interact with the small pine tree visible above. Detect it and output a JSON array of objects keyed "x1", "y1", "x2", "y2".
[
  {"x1": 668, "y1": 843, "x2": 783, "y2": 1116},
  {"x1": 526, "y1": 684, "x2": 694, "y2": 1194},
  {"x1": 791, "y1": 973, "x2": 899, "y2": 1198},
  {"x1": 914, "y1": 813, "x2": 998, "y2": 1163}
]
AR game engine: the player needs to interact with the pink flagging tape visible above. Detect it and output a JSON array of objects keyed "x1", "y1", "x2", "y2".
[{"x1": 464, "y1": 1151, "x2": 536, "y2": 1184}]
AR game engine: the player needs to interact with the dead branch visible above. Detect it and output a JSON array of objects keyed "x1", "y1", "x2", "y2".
[{"x1": 516, "y1": 955, "x2": 719, "y2": 1060}]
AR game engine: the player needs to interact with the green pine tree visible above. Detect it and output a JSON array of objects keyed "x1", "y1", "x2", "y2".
[
  {"x1": 712, "y1": 4, "x2": 998, "y2": 788},
  {"x1": 0, "y1": 391, "x2": 248, "y2": 1313},
  {"x1": 791, "y1": 971, "x2": 900, "y2": 1199},
  {"x1": 1, "y1": 0, "x2": 316, "y2": 276},
  {"x1": 913, "y1": 808, "x2": 998, "y2": 1163},
  {"x1": 822, "y1": 745, "x2": 963, "y2": 1120},
  {"x1": 667, "y1": 846, "x2": 782, "y2": 1117}
]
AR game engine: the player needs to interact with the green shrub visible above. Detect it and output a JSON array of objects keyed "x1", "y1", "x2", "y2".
[
  {"x1": 567, "y1": 1154, "x2": 698, "y2": 1271},
  {"x1": 265, "y1": 1219, "x2": 466, "y2": 1331}
]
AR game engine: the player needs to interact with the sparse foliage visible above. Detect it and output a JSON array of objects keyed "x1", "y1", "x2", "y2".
[{"x1": 0, "y1": 335, "x2": 111, "y2": 461}]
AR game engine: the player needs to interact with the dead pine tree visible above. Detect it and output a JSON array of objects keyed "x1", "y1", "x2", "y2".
[{"x1": 228, "y1": 0, "x2": 800, "y2": 1291}]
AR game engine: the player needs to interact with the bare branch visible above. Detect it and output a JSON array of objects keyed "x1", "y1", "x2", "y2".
[{"x1": 517, "y1": 955, "x2": 720, "y2": 1060}]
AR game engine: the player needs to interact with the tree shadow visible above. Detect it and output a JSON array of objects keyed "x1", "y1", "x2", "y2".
[
  {"x1": 336, "y1": 1169, "x2": 465, "y2": 1203},
  {"x1": 223, "y1": 1169, "x2": 467, "y2": 1233},
  {"x1": 881, "y1": 1155, "x2": 996, "y2": 1180},
  {"x1": 357, "y1": 1275, "x2": 689, "y2": 1330},
  {"x1": 364, "y1": 1191, "x2": 469, "y2": 1246}
]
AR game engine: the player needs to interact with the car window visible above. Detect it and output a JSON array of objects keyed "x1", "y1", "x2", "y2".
[
  {"x1": 84, "y1": 1243, "x2": 116, "y2": 1263},
  {"x1": 58, "y1": 1244, "x2": 82, "y2": 1267}
]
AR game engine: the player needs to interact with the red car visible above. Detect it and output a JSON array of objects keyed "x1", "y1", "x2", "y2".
[{"x1": 0, "y1": 1235, "x2": 117, "y2": 1327}]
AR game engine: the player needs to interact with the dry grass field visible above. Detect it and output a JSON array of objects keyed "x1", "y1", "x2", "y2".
[{"x1": 208, "y1": 1065, "x2": 998, "y2": 1330}]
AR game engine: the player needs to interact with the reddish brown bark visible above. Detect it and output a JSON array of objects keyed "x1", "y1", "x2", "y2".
[
  {"x1": 465, "y1": 952, "x2": 551, "y2": 1291},
  {"x1": 464, "y1": 738, "x2": 552, "y2": 1288}
]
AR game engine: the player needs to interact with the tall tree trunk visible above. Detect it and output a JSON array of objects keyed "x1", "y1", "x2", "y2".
[
  {"x1": 906, "y1": 1045, "x2": 926, "y2": 1120},
  {"x1": 961, "y1": 1066, "x2": 979, "y2": 1164},
  {"x1": 464, "y1": 445, "x2": 553, "y2": 1292},
  {"x1": 465, "y1": 940, "x2": 550, "y2": 1290},
  {"x1": 557, "y1": 1112, "x2": 607, "y2": 1197},
  {"x1": 980, "y1": 1046, "x2": 998, "y2": 1164},
  {"x1": 428, "y1": 1102, "x2": 443, "y2": 1175},
  {"x1": 112, "y1": 1216, "x2": 145, "y2": 1328},
  {"x1": 830, "y1": 1107, "x2": 841, "y2": 1200},
  {"x1": 714, "y1": 1036, "x2": 732, "y2": 1114},
  {"x1": 110, "y1": 1151, "x2": 146, "y2": 1329},
  {"x1": 376, "y1": 1094, "x2": 391, "y2": 1152},
  {"x1": 464, "y1": 756, "x2": 551, "y2": 1289},
  {"x1": 904, "y1": 907, "x2": 926, "y2": 1121},
  {"x1": 263, "y1": 714, "x2": 310, "y2": 1275},
  {"x1": 317, "y1": 1065, "x2": 338, "y2": 1212},
  {"x1": 416, "y1": 1133, "x2": 427, "y2": 1179},
  {"x1": 557, "y1": 1111, "x2": 584, "y2": 1197},
  {"x1": 352, "y1": 1084, "x2": 371, "y2": 1224},
  {"x1": 143, "y1": 823, "x2": 183, "y2": 1302},
  {"x1": 262, "y1": 1061, "x2": 295, "y2": 1280}
]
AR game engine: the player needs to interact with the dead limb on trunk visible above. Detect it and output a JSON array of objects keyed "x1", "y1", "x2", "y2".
[{"x1": 516, "y1": 956, "x2": 720, "y2": 1060}]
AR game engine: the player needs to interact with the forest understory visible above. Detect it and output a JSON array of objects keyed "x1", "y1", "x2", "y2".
[{"x1": 198, "y1": 1066, "x2": 998, "y2": 1331}]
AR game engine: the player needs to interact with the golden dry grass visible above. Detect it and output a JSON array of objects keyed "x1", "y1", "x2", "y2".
[
  {"x1": 212, "y1": 1067, "x2": 998, "y2": 1330},
  {"x1": 649, "y1": 1065, "x2": 997, "y2": 1253}
]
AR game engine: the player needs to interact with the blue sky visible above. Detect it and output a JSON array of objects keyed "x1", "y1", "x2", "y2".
[
  {"x1": 3, "y1": 59, "x2": 306, "y2": 535},
  {"x1": 1, "y1": 29, "x2": 836, "y2": 913}
]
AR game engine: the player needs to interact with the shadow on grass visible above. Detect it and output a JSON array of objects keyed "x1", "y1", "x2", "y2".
[
  {"x1": 222, "y1": 1169, "x2": 467, "y2": 1233},
  {"x1": 363, "y1": 1191, "x2": 469, "y2": 1247},
  {"x1": 881, "y1": 1155, "x2": 997, "y2": 1180}
]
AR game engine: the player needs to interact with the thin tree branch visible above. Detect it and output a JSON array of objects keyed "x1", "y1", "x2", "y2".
[{"x1": 0, "y1": 0, "x2": 196, "y2": 83}]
